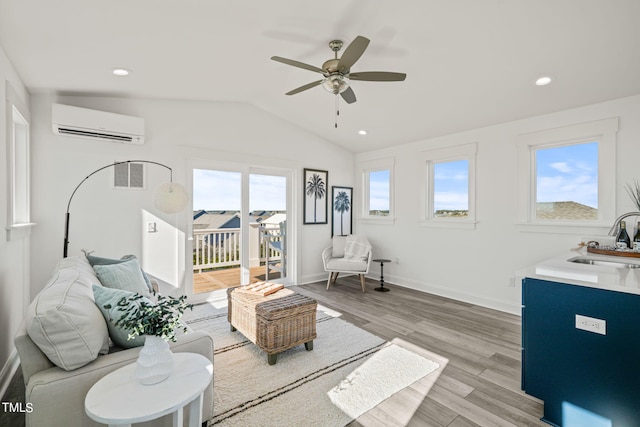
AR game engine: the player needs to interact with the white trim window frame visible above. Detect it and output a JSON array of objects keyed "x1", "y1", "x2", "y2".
[
  {"x1": 517, "y1": 117, "x2": 618, "y2": 233},
  {"x1": 419, "y1": 142, "x2": 477, "y2": 229},
  {"x1": 5, "y1": 82, "x2": 34, "y2": 240},
  {"x1": 358, "y1": 157, "x2": 395, "y2": 224}
]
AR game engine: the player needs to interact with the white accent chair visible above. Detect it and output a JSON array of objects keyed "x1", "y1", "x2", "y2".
[{"x1": 322, "y1": 235, "x2": 372, "y2": 292}]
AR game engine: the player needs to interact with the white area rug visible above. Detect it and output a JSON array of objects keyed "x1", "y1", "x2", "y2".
[
  {"x1": 183, "y1": 301, "x2": 439, "y2": 427},
  {"x1": 328, "y1": 344, "x2": 440, "y2": 420}
]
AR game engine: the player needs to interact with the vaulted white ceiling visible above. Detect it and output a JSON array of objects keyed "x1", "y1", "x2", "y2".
[{"x1": 1, "y1": 0, "x2": 639, "y2": 152}]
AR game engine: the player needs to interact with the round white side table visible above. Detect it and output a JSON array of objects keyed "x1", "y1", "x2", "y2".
[{"x1": 85, "y1": 352, "x2": 213, "y2": 427}]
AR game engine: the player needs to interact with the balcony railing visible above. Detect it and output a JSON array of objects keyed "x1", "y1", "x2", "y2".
[{"x1": 193, "y1": 225, "x2": 283, "y2": 273}]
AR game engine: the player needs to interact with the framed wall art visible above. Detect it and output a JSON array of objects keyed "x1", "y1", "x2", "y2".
[
  {"x1": 303, "y1": 168, "x2": 328, "y2": 224},
  {"x1": 331, "y1": 186, "x2": 353, "y2": 236}
]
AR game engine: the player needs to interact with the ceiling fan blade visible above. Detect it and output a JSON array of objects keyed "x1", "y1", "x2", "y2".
[
  {"x1": 337, "y1": 36, "x2": 370, "y2": 72},
  {"x1": 349, "y1": 71, "x2": 407, "y2": 81},
  {"x1": 285, "y1": 80, "x2": 323, "y2": 95},
  {"x1": 340, "y1": 87, "x2": 357, "y2": 104},
  {"x1": 271, "y1": 56, "x2": 324, "y2": 74}
]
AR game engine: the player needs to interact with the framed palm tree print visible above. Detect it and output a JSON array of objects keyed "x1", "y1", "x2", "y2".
[
  {"x1": 331, "y1": 186, "x2": 353, "y2": 236},
  {"x1": 303, "y1": 168, "x2": 328, "y2": 224}
]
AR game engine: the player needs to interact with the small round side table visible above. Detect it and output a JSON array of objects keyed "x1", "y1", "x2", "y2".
[
  {"x1": 372, "y1": 258, "x2": 391, "y2": 292},
  {"x1": 85, "y1": 352, "x2": 212, "y2": 427}
]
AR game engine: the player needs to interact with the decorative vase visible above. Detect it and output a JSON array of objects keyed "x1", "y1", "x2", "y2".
[{"x1": 135, "y1": 335, "x2": 174, "y2": 385}]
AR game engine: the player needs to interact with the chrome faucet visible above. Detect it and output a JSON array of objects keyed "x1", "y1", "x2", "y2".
[{"x1": 608, "y1": 212, "x2": 640, "y2": 236}]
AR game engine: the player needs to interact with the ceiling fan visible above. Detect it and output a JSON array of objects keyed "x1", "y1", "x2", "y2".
[{"x1": 271, "y1": 35, "x2": 406, "y2": 105}]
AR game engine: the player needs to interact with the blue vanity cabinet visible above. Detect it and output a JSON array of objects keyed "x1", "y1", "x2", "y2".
[{"x1": 522, "y1": 277, "x2": 640, "y2": 426}]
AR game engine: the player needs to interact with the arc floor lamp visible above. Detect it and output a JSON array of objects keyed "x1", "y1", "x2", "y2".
[{"x1": 63, "y1": 160, "x2": 189, "y2": 258}]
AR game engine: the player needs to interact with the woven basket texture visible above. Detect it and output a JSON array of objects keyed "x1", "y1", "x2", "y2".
[{"x1": 227, "y1": 287, "x2": 317, "y2": 355}]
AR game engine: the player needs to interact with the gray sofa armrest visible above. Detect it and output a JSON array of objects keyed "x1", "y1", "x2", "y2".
[
  {"x1": 15, "y1": 334, "x2": 54, "y2": 385},
  {"x1": 21, "y1": 330, "x2": 214, "y2": 427}
]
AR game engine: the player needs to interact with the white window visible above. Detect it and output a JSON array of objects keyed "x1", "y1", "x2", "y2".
[
  {"x1": 517, "y1": 118, "x2": 618, "y2": 231},
  {"x1": 420, "y1": 142, "x2": 477, "y2": 229},
  {"x1": 535, "y1": 142, "x2": 598, "y2": 220},
  {"x1": 359, "y1": 157, "x2": 394, "y2": 222},
  {"x1": 5, "y1": 83, "x2": 33, "y2": 239}
]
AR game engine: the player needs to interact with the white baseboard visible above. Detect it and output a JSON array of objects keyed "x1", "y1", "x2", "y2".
[
  {"x1": 299, "y1": 272, "x2": 331, "y2": 285},
  {"x1": 298, "y1": 270, "x2": 521, "y2": 315},
  {"x1": 0, "y1": 349, "x2": 20, "y2": 400},
  {"x1": 374, "y1": 272, "x2": 522, "y2": 315}
]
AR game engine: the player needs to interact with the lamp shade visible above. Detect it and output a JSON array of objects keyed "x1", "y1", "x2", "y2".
[{"x1": 153, "y1": 182, "x2": 189, "y2": 214}]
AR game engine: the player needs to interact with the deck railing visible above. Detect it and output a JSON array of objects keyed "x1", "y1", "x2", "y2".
[{"x1": 193, "y1": 226, "x2": 282, "y2": 273}]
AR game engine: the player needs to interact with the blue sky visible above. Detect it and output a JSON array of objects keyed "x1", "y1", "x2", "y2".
[
  {"x1": 536, "y1": 141, "x2": 598, "y2": 208},
  {"x1": 434, "y1": 160, "x2": 469, "y2": 211},
  {"x1": 429, "y1": 141, "x2": 598, "y2": 212},
  {"x1": 193, "y1": 170, "x2": 286, "y2": 211},
  {"x1": 369, "y1": 170, "x2": 390, "y2": 210}
]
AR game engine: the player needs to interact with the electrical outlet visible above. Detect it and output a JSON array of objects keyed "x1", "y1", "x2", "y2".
[
  {"x1": 575, "y1": 314, "x2": 606, "y2": 335},
  {"x1": 147, "y1": 222, "x2": 157, "y2": 233},
  {"x1": 507, "y1": 276, "x2": 516, "y2": 287}
]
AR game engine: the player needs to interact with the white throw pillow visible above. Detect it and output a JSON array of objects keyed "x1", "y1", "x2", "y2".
[
  {"x1": 332, "y1": 235, "x2": 347, "y2": 258},
  {"x1": 26, "y1": 256, "x2": 109, "y2": 371},
  {"x1": 344, "y1": 235, "x2": 371, "y2": 261}
]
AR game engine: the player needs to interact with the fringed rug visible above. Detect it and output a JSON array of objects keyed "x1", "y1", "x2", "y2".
[{"x1": 183, "y1": 301, "x2": 439, "y2": 427}]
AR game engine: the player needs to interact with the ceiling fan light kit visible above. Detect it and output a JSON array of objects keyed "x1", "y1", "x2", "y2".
[
  {"x1": 322, "y1": 74, "x2": 349, "y2": 94},
  {"x1": 271, "y1": 35, "x2": 406, "y2": 127}
]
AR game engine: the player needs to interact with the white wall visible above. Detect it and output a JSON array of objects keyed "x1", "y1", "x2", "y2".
[
  {"x1": 21, "y1": 79, "x2": 640, "y2": 331},
  {"x1": 356, "y1": 94, "x2": 640, "y2": 314},
  {"x1": 0, "y1": 45, "x2": 30, "y2": 396},
  {"x1": 29, "y1": 95, "x2": 354, "y2": 298}
]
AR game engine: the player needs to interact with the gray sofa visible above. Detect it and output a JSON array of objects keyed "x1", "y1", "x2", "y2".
[{"x1": 14, "y1": 255, "x2": 214, "y2": 427}]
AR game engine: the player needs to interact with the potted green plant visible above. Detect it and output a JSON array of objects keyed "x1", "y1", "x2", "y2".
[
  {"x1": 105, "y1": 292, "x2": 193, "y2": 385},
  {"x1": 108, "y1": 293, "x2": 192, "y2": 342}
]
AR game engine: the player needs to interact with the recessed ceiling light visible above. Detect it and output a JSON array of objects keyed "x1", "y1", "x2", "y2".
[
  {"x1": 358, "y1": 130, "x2": 367, "y2": 135},
  {"x1": 112, "y1": 68, "x2": 131, "y2": 76},
  {"x1": 535, "y1": 76, "x2": 552, "y2": 86}
]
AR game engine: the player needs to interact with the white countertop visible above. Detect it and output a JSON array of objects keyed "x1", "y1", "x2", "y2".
[{"x1": 517, "y1": 249, "x2": 640, "y2": 295}]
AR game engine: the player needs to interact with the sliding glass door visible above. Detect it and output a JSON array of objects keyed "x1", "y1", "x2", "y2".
[{"x1": 190, "y1": 165, "x2": 291, "y2": 300}]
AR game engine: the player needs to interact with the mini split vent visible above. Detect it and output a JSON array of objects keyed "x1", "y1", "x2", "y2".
[
  {"x1": 57, "y1": 128, "x2": 135, "y2": 142},
  {"x1": 114, "y1": 162, "x2": 145, "y2": 189},
  {"x1": 52, "y1": 103, "x2": 145, "y2": 144}
]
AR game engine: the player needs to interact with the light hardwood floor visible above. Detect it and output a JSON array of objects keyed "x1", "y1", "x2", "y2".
[
  {"x1": 295, "y1": 276, "x2": 546, "y2": 427},
  {"x1": 1, "y1": 275, "x2": 546, "y2": 427}
]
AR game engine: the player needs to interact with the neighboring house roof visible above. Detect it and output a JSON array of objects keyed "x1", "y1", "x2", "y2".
[
  {"x1": 536, "y1": 201, "x2": 597, "y2": 220},
  {"x1": 193, "y1": 211, "x2": 239, "y2": 230},
  {"x1": 260, "y1": 213, "x2": 286, "y2": 225},
  {"x1": 193, "y1": 209, "x2": 208, "y2": 220},
  {"x1": 248, "y1": 210, "x2": 267, "y2": 223},
  {"x1": 249, "y1": 211, "x2": 286, "y2": 224},
  {"x1": 193, "y1": 210, "x2": 286, "y2": 229}
]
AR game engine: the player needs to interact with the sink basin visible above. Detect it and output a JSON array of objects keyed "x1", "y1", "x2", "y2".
[{"x1": 568, "y1": 256, "x2": 640, "y2": 269}]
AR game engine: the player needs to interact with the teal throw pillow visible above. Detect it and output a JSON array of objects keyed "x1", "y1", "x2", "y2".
[
  {"x1": 93, "y1": 257, "x2": 151, "y2": 297},
  {"x1": 86, "y1": 253, "x2": 154, "y2": 293},
  {"x1": 92, "y1": 285, "x2": 147, "y2": 348}
]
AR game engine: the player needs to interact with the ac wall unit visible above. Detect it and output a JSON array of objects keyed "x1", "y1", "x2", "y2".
[{"x1": 51, "y1": 103, "x2": 145, "y2": 144}]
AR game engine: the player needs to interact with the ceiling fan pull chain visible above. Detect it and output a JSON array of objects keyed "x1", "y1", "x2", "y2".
[{"x1": 335, "y1": 95, "x2": 340, "y2": 128}]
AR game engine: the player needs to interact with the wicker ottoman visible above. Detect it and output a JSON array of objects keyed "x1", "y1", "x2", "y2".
[{"x1": 227, "y1": 287, "x2": 317, "y2": 365}]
